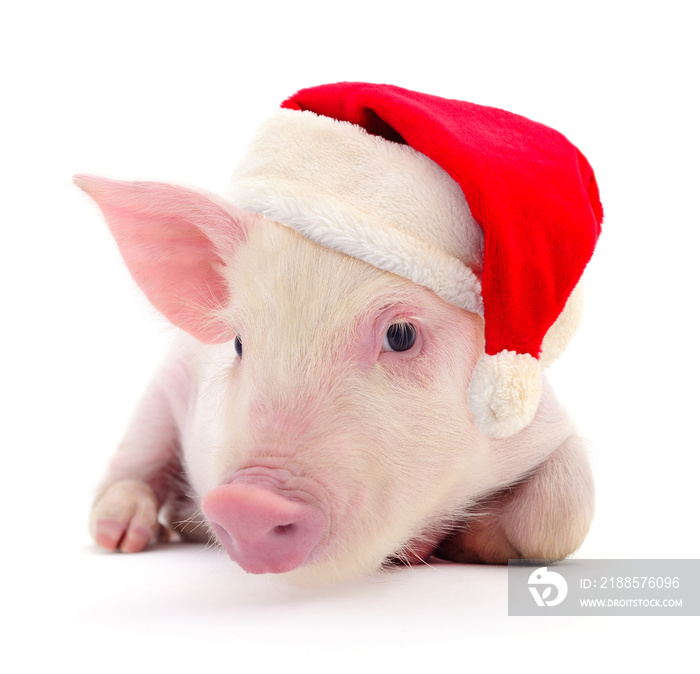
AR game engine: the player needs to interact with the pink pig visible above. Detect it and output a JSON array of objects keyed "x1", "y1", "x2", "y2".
[{"x1": 76, "y1": 83, "x2": 601, "y2": 584}]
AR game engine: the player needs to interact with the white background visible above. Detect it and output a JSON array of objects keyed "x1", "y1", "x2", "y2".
[{"x1": 3, "y1": 0, "x2": 698, "y2": 670}]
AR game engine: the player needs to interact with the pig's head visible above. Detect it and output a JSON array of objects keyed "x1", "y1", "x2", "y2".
[
  {"x1": 75, "y1": 175, "x2": 497, "y2": 584},
  {"x1": 200, "y1": 216, "x2": 493, "y2": 584},
  {"x1": 75, "y1": 82, "x2": 602, "y2": 583}
]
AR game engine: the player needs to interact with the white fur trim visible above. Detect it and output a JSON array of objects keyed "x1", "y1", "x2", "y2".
[
  {"x1": 226, "y1": 109, "x2": 484, "y2": 315},
  {"x1": 539, "y1": 282, "x2": 584, "y2": 369},
  {"x1": 468, "y1": 351, "x2": 542, "y2": 438}
]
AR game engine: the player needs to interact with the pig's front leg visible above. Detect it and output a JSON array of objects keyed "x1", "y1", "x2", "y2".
[
  {"x1": 90, "y1": 480, "x2": 162, "y2": 553},
  {"x1": 90, "y1": 348, "x2": 193, "y2": 553},
  {"x1": 438, "y1": 435, "x2": 594, "y2": 563}
]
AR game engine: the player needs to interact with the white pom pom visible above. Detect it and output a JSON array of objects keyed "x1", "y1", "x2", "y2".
[{"x1": 468, "y1": 351, "x2": 542, "y2": 438}]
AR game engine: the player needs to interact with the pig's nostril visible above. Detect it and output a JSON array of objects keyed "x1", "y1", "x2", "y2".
[{"x1": 201, "y1": 482, "x2": 327, "y2": 573}]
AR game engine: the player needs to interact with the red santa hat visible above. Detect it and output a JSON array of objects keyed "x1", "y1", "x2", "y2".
[{"x1": 226, "y1": 82, "x2": 603, "y2": 438}]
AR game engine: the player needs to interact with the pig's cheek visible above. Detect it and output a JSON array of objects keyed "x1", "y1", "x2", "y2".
[{"x1": 325, "y1": 480, "x2": 368, "y2": 546}]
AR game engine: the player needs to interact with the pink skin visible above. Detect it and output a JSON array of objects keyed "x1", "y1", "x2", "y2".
[
  {"x1": 90, "y1": 480, "x2": 160, "y2": 553},
  {"x1": 201, "y1": 466, "x2": 331, "y2": 573},
  {"x1": 96, "y1": 519, "x2": 153, "y2": 554},
  {"x1": 394, "y1": 537, "x2": 441, "y2": 565},
  {"x1": 73, "y1": 174, "x2": 259, "y2": 344},
  {"x1": 201, "y1": 477, "x2": 328, "y2": 574},
  {"x1": 79, "y1": 174, "x2": 595, "y2": 582}
]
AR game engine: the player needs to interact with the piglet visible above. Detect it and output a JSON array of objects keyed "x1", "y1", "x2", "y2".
[{"x1": 76, "y1": 82, "x2": 601, "y2": 584}]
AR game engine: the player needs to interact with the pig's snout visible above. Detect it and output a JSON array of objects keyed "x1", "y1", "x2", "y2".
[{"x1": 201, "y1": 480, "x2": 328, "y2": 574}]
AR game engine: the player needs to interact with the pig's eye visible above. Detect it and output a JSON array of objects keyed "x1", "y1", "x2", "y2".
[
  {"x1": 234, "y1": 335, "x2": 243, "y2": 358},
  {"x1": 382, "y1": 322, "x2": 417, "y2": 352}
]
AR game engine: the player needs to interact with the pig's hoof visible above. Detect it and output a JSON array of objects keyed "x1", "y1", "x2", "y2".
[{"x1": 90, "y1": 480, "x2": 159, "y2": 553}]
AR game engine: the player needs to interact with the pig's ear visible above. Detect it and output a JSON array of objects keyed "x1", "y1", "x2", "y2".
[{"x1": 74, "y1": 174, "x2": 254, "y2": 343}]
